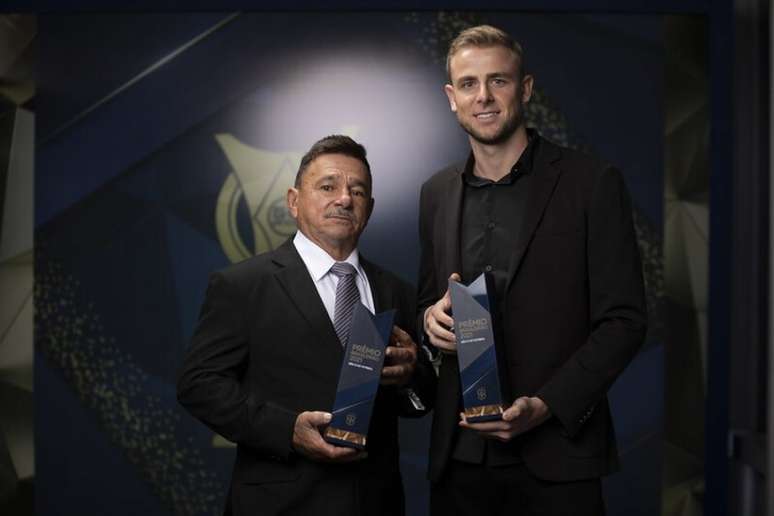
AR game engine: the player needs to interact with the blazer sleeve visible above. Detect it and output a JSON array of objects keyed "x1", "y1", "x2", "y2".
[
  {"x1": 177, "y1": 271, "x2": 297, "y2": 460},
  {"x1": 416, "y1": 181, "x2": 441, "y2": 350},
  {"x1": 537, "y1": 166, "x2": 647, "y2": 438},
  {"x1": 395, "y1": 277, "x2": 437, "y2": 416}
]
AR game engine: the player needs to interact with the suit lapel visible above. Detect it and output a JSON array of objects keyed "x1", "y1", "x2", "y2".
[
  {"x1": 361, "y1": 258, "x2": 391, "y2": 313},
  {"x1": 271, "y1": 240, "x2": 343, "y2": 360},
  {"x1": 505, "y1": 140, "x2": 563, "y2": 292},
  {"x1": 442, "y1": 163, "x2": 465, "y2": 277}
]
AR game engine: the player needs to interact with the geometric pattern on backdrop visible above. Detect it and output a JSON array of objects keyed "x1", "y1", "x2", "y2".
[
  {"x1": 662, "y1": 16, "x2": 708, "y2": 516},
  {"x1": 35, "y1": 254, "x2": 221, "y2": 515},
  {"x1": 0, "y1": 105, "x2": 34, "y2": 516},
  {"x1": 1, "y1": 14, "x2": 35, "y2": 516}
]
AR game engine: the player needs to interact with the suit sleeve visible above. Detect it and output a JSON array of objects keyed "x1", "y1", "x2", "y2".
[
  {"x1": 416, "y1": 182, "x2": 441, "y2": 350},
  {"x1": 395, "y1": 278, "x2": 437, "y2": 416},
  {"x1": 537, "y1": 166, "x2": 647, "y2": 438},
  {"x1": 177, "y1": 271, "x2": 297, "y2": 459}
]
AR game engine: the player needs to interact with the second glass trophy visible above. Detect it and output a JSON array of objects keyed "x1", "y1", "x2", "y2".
[{"x1": 449, "y1": 272, "x2": 508, "y2": 422}]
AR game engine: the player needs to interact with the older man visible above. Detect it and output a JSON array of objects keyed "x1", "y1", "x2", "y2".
[
  {"x1": 419, "y1": 25, "x2": 647, "y2": 515},
  {"x1": 178, "y1": 135, "x2": 435, "y2": 516}
]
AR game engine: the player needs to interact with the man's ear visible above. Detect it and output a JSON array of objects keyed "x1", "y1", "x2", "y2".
[
  {"x1": 366, "y1": 197, "x2": 375, "y2": 222},
  {"x1": 287, "y1": 187, "x2": 299, "y2": 219},
  {"x1": 444, "y1": 84, "x2": 457, "y2": 113},
  {"x1": 521, "y1": 74, "x2": 534, "y2": 104}
]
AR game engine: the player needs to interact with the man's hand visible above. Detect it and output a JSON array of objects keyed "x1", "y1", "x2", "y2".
[
  {"x1": 423, "y1": 273, "x2": 461, "y2": 353},
  {"x1": 381, "y1": 326, "x2": 417, "y2": 386},
  {"x1": 459, "y1": 397, "x2": 551, "y2": 442},
  {"x1": 292, "y1": 411, "x2": 364, "y2": 462}
]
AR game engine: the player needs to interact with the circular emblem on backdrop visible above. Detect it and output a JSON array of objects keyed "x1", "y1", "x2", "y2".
[
  {"x1": 214, "y1": 134, "x2": 302, "y2": 263},
  {"x1": 346, "y1": 413, "x2": 357, "y2": 426},
  {"x1": 213, "y1": 130, "x2": 359, "y2": 263},
  {"x1": 476, "y1": 386, "x2": 487, "y2": 401}
]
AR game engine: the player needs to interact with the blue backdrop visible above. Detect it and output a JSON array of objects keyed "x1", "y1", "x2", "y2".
[{"x1": 35, "y1": 12, "x2": 665, "y2": 515}]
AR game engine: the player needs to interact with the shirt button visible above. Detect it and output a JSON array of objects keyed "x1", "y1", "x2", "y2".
[
  {"x1": 484, "y1": 265, "x2": 493, "y2": 272},
  {"x1": 487, "y1": 222, "x2": 495, "y2": 230}
]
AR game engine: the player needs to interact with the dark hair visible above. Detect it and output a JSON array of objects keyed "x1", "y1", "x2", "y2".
[
  {"x1": 446, "y1": 25, "x2": 526, "y2": 81},
  {"x1": 295, "y1": 135, "x2": 372, "y2": 188}
]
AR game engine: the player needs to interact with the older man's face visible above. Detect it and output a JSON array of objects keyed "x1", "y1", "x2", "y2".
[{"x1": 287, "y1": 153, "x2": 373, "y2": 256}]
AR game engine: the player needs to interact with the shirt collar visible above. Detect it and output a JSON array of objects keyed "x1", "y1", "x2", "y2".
[
  {"x1": 293, "y1": 230, "x2": 361, "y2": 282},
  {"x1": 462, "y1": 128, "x2": 539, "y2": 186}
]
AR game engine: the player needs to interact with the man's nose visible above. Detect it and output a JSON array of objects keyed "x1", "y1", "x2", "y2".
[
  {"x1": 335, "y1": 186, "x2": 353, "y2": 207},
  {"x1": 475, "y1": 82, "x2": 493, "y2": 103}
]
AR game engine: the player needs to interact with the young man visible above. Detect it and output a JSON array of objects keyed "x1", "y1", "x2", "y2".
[{"x1": 419, "y1": 25, "x2": 647, "y2": 515}]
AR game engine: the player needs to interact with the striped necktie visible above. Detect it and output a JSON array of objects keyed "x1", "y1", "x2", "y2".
[{"x1": 330, "y1": 262, "x2": 359, "y2": 347}]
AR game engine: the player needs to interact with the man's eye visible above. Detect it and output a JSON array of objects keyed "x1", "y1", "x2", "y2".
[
  {"x1": 320, "y1": 185, "x2": 334, "y2": 191},
  {"x1": 351, "y1": 189, "x2": 366, "y2": 197},
  {"x1": 491, "y1": 78, "x2": 506, "y2": 86}
]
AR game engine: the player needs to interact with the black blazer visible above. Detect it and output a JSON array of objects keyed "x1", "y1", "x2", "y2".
[
  {"x1": 178, "y1": 239, "x2": 436, "y2": 516},
  {"x1": 418, "y1": 135, "x2": 647, "y2": 483}
]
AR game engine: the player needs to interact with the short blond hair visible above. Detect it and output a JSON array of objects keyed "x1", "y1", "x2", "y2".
[{"x1": 446, "y1": 25, "x2": 525, "y2": 81}]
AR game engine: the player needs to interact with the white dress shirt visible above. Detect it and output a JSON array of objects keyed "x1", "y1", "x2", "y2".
[
  {"x1": 293, "y1": 231, "x2": 375, "y2": 322},
  {"x1": 293, "y1": 231, "x2": 426, "y2": 411}
]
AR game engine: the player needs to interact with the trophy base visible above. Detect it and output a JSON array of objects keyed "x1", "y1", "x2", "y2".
[
  {"x1": 464, "y1": 403, "x2": 504, "y2": 423},
  {"x1": 324, "y1": 427, "x2": 367, "y2": 449}
]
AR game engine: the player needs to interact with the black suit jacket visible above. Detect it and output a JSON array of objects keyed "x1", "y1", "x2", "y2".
[
  {"x1": 178, "y1": 239, "x2": 436, "y2": 516},
  {"x1": 418, "y1": 135, "x2": 647, "y2": 483}
]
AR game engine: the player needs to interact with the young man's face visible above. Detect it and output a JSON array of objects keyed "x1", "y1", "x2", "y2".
[
  {"x1": 445, "y1": 45, "x2": 533, "y2": 146},
  {"x1": 287, "y1": 153, "x2": 373, "y2": 255}
]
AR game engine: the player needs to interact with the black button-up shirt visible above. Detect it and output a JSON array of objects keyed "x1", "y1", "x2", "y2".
[
  {"x1": 460, "y1": 134, "x2": 537, "y2": 301},
  {"x1": 452, "y1": 131, "x2": 538, "y2": 465}
]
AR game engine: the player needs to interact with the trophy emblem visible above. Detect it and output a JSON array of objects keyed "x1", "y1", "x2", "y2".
[{"x1": 476, "y1": 386, "x2": 487, "y2": 401}]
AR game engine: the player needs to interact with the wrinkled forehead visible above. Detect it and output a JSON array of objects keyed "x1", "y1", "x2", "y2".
[{"x1": 305, "y1": 153, "x2": 372, "y2": 189}]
